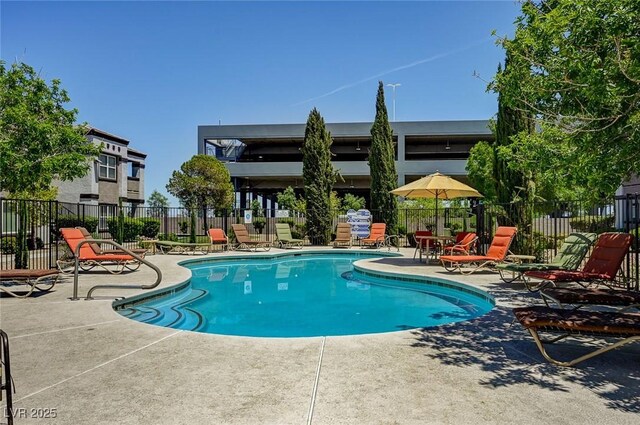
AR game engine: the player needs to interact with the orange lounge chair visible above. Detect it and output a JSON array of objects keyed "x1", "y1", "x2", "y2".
[
  {"x1": 333, "y1": 223, "x2": 352, "y2": 248},
  {"x1": 524, "y1": 232, "x2": 632, "y2": 291},
  {"x1": 208, "y1": 228, "x2": 230, "y2": 251},
  {"x1": 513, "y1": 305, "x2": 640, "y2": 367},
  {"x1": 0, "y1": 269, "x2": 59, "y2": 298},
  {"x1": 360, "y1": 223, "x2": 386, "y2": 248},
  {"x1": 77, "y1": 227, "x2": 147, "y2": 258},
  {"x1": 58, "y1": 228, "x2": 140, "y2": 274},
  {"x1": 442, "y1": 232, "x2": 478, "y2": 256},
  {"x1": 440, "y1": 226, "x2": 517, "y2": 274},
  {"x1": 231, "y1": 224, "x2": 271, "y2": 251}
]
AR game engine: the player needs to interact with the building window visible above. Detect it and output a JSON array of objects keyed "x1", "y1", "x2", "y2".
[
  {"x1": 98, "y1": 204, "x2": 116, "y2": 231},
  {"x1": 99, "y1": 154, "x2": 117, "y2": 180}
]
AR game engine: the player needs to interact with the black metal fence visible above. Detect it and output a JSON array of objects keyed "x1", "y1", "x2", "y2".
[{"x1": 2, "y1": 195, "x2": 639, "y2": 289}]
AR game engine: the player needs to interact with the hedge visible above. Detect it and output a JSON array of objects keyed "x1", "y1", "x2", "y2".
[
  {"x1": 139, "y1": 217, "x2": 161, "y2": 238},
  {"x1": 55, "y1": 215, "x2": 99, "y2": 235},
  {"x1": 106, "y1": 217, "x2": 143, "y2": 242}
]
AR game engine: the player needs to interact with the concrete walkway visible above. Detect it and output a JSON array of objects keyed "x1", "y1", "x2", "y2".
[{"x1": 1, "y1": 248, "x2": 638, "y2": 424}]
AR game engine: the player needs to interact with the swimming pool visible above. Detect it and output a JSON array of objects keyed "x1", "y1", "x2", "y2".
[{"x1": 116, "y1": 252, "x2": 494, "y2": 337}]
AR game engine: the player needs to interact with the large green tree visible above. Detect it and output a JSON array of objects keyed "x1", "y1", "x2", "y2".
[
  {"x1": 166, "y1": 154, "x2": 234, "y2": 211},
  {"x1": 0, "y1": 61, "x2": 100, "y2": 268},
  {"x1": 302, "y1": 108, "x2": 337, "y2": 245},
  {"x1": 0, "y1": 61, "x2": 100, "y2": 193},
  {"x1": 494, "y1": 0, "x2": 640, "y2": 198},
  {"x1": 369, "y1": 81, "x2": 398, "y2": 234}
]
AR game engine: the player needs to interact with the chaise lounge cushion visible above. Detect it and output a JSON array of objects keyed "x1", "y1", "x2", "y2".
[{"x1": 513, "y1": 305, "x2": 640, "y2": 336}]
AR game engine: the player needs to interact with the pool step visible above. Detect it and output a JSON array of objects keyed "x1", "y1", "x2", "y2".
[{"x1": 119, "y1": 288, "x2": 209, "y2": 332}]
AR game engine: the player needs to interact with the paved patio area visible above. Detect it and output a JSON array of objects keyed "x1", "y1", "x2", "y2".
[{"x1": 1, "y1": 248, "x2": 639, "y2": 424}]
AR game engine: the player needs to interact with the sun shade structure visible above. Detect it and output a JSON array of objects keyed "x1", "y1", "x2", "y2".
[
  {"x1": 390, "y1": 172, "x2": 483, "y2": 199},
  {"x1": 390, "y1": 172, "x2": 482, "y2": 235}
]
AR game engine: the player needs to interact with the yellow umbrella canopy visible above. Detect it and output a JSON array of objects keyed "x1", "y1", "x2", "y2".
[
  {"x1": 390, "y1": 172, "x2": 483, "y2": 199},
  {"x1": 390, "y1": 172, "x2": 483, "y2": 235}
]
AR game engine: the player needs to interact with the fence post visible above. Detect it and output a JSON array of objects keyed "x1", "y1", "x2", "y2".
[{"x1": 475, "y1": 203, "x2": 485, "y2": 254}]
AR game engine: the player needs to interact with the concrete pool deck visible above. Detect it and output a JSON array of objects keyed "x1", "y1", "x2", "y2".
[{"x1": 1, "y1": 247, "x2": 639, "y2": 424}]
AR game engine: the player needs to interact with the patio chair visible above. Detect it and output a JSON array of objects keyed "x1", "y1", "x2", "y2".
[
  {"x1": 495, "y1": 232, "x2": 597, "y2": 284},
  {"x1": 442, "y1": 232, "x2": 478, "y2": 256},
  {"x1": 0, "y1": 269, "x2": 60, "y2": 298},
  {"x1": 360, "y1": 223, "x2": 386, "y2": 248},
  {"x1": 439, "y1": 226, "x2": 517, "y2": 274},
  {"x1": 76, "y1": 227, "x2": 147, "y2": 258},
  {"x1": 513, "y1": 305, "x2": 640, "y2": 367},
  {"x1": 58, "y1": 228, "x2": 141, "y2": 274},
  {"x1": 231, "y1": 224, "x2": 271, "y2": 251},
  {"x1": 208, "y1": 228, "x2": 229, "y2": 251},
  {"x1": 333, "y1": 223, "x2": 352, "y2": 248},
  {"x1": 275, "y1": 223, "x2": 304, "y2": 249},
  {"x1": 523, "y1": 232, "x2": 632, "y2": 291}
]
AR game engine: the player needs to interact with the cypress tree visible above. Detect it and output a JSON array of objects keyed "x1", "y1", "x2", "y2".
[
  {"x1": 369, "y1": 81, "x2": 398, "y2": 234},
  {"x1": 302, "y1": 108, "x2": 336, "y2": 245},
  {"x1": 493, "y1": 55, "x2": 535, "y2": 252}
]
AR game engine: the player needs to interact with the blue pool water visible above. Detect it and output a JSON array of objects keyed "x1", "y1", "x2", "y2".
[{"x1": 117, "y1": 253, "x2": 493, "y2": 337}]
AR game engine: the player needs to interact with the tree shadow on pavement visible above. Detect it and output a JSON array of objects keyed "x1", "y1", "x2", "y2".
[{"x1": 410, "y1": 284, "x2": 640, "y2": 413}]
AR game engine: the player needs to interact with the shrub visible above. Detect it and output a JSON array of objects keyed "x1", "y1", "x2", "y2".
[
  {"x1": 253, "y1": 217, "x2": 266, "y2": 234},
  {"x1": 139, "y1": 217, "x2": 161, "y2": 238},
  {"x1": 396, "y1": 225, "x2": 407, "y2": 236},
  {"x1": 179, "y1": 220, "x2": 189, "y2": 234},
  {"x1": 27, "y1": 236, "x2": 44, "y2": 250},
  {"x1": 0, "y1": 236, "x2": 17, "y2": 254},
  {"x1": 106, "y1": 217, "x2": 143, "y2": 242},
  {"x1": 54, "y1": 215, "x2": 99, "y2": 237},
  {"x1": 158, "y1": 232, "x2": 179, "y2": 242},
  {"x1": 569, "y1": 215, "x2": 615, "y2": 233}
]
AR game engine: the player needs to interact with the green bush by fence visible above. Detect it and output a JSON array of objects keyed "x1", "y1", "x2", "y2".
[
  {"x1": 106, "y1": 217, "x2": 143, "y2": 242},
  {"x1": 55, "y1": 215, "x2": 99, "y2": 235},
  {"x1": 139, "y1": 217, "x2": 161, "y2": 238},
  {"x1": 569, "y1": 215, "x2": 615, "y2": 233}
]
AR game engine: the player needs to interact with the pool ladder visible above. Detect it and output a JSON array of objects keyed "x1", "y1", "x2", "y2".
[
  {"x1": 1, "y1": 330, "x2": 14, "y2": 425},
  {"x1": 70, "y1": 239, "x2": 163, "y2": 300}
]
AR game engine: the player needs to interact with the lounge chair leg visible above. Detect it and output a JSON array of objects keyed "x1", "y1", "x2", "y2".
[{"x1": 527, "y1": 328, "x2": 640, "y2": 367}]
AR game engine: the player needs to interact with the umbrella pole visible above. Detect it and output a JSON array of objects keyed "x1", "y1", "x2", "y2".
[{"x1": 435, "y1": 192, "x2": 439, "y2": 236}]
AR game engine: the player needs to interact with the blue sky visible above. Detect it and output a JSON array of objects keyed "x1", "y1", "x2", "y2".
[{"x1": 1, "y1": 1, "x2": 521, "y2": 202}]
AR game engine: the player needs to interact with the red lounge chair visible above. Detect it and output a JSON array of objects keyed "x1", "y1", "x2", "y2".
[
  {"x1": 208, "y1": 228, "x2": 229, "y2": 251},
  {"x1": 361, "y1": 223, "x2": 386, "y2": 248},
  {"x1": 524, "y1": 232, "x2": 632, "y2": 291},
  {"x1": 58, "y1": 228, "x2": 140, "y2": 274},
  {"x1": 513, "y1": 305, "x2": 640, "y2": 367},
  {"x1": 440, "y1": 226, "x2": 517, "y2": 274},
  {"x1": 0, "y1": 269, "x2": 59, "y2": 298}
]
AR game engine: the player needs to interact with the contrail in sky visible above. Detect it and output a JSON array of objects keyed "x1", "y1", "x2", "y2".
[{"x1": 292, "y1": 36, "x2": 494, "y2": 107}]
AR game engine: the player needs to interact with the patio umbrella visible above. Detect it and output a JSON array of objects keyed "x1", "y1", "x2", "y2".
[{"x1": 390, "y1": 172, "x2": 483, "y2": 235}]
